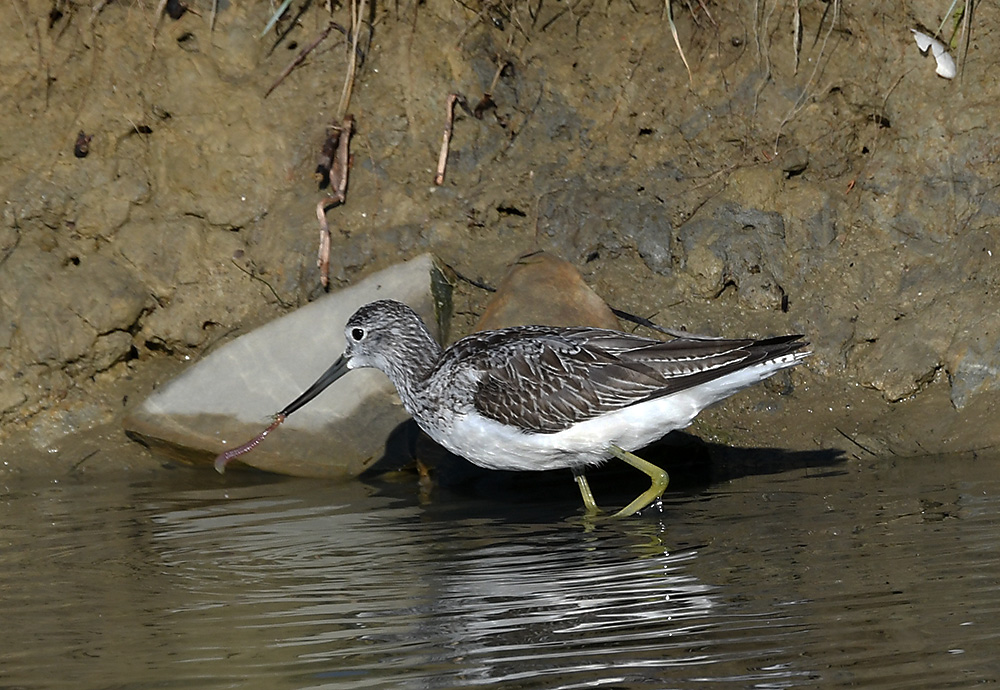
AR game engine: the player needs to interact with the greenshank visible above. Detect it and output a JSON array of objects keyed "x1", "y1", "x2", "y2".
[{"x1": 217, "y1": 299, "x2": 809, "y2": 516}]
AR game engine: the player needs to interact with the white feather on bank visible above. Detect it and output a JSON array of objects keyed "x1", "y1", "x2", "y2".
[{"x1": 911, "y1": 29, "x2": 957, "y2": 79}]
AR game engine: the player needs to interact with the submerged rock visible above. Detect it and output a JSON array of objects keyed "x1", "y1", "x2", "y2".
[{"x1": 124, "y1": 254, "x2": 454, "y2": 478}]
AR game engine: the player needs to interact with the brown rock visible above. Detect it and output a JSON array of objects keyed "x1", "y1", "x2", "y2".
[{"x1": 475, "y1": 252, "x2": 619, "y2": 331}]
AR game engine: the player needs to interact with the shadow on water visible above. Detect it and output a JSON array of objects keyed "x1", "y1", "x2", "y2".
[
  {"x1": 362, "y1": 421, "x2": 847, "y2": 519},
  {"x1": 3, "y1": 443, "x2": 1000, "y2": 689}
]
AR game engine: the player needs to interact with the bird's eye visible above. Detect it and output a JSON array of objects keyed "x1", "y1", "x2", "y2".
[{"x1": 351, "y1": 327, "x2": 365, "y2": 341}]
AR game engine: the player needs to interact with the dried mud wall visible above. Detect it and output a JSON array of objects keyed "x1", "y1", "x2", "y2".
[{"x1": 2, "y1": 0, "x2": 999, "y2": 466}]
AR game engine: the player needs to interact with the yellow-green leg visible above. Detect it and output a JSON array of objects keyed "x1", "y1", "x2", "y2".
[
  {"x1": 572, "y1": 468, "x2": 602, "y2": 515},
  {"x1": 609, "y1": 444, "x2": 670, "y2": 517}
]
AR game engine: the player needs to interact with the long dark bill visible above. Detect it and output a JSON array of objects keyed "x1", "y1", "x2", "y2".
[
  {"x1": 279, "y1": 354, "x2": 351, "y2": 417},
  {"x1": 214, "y1": 354, "x2": 351, "y2": 474}
]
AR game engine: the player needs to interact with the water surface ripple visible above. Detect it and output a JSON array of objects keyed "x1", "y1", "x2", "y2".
[{"x1": 2, "y1": 454, "x2": 1000, "y2": 689}]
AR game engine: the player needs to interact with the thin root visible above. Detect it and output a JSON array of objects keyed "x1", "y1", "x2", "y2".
[
  {"x1": 265, "y1": 21, "x2": 342, "y2": 98},
  {"x1": 435, "y1": 93, "x2": 468, "y2": 186}
]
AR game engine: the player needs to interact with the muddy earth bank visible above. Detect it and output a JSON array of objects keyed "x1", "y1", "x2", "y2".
[{"x1": 2, "y1": 0, "x2": 999, "y2": 473}]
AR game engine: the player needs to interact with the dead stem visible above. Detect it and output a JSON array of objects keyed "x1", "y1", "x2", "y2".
[
  {"x1": 487, "y1": 57, "x2": 507, "y2": 95},
  {"x1": 792, "y1": 0, "x2": 801, "y2": 74},
  {"x1": 664, "y1": 0, "x2": 693, "y2": 87},
  {"x1": 89, "y1": 0, "x2": 113, "y2": 33},
  {"x1": 750, "y1": 0, "x2": 780, "y2": 116},
  {"x1": 694, "y1": 0, "x2": 715, "y2": 26},
  {"x1": 435, "y1": 93, "x2": 469, "y2": 186},
  {"x1": 11, "y1": 0, "x2": 31, "y2": 40},
  {"x1": 958, "y1": 0, "x2": 973, "y2": 80},
  {"x1": 316, "y1": 198, "x2": 333, "y2": 288},
  {"x1": 540, "y1": 0, "x2": 589, "y2": 32},
  {"x1": 151, "y1": 0, "x2": 169, "y2": 47},
  {"x1": 845, "y1": 69, "x2": 907, "y2": 196},
  {"x1": 470, "y1": 56, "x2": 508, "y2": 119},
  {"x1": 774, "y1": 0, "x2": 840, "y2": 154},
  {"x1": 231, "y1": 259, "x2": 293, "y2": 308},
  {"x1": 336, "y1": 0, "x2": 366, "y2": 119},
  {"x1": 265, "y1": 21, "x2": 342, "y2": 98}
]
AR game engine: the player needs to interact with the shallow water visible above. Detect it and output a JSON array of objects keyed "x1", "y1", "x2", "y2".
[{"x1": 3, "y1": 451, "x2": 1000, "y2": 689}]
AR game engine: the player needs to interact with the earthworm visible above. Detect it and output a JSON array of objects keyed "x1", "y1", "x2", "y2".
[
  {"x1": 316, "y1": 115, "x2": 353, "y2": 289},
  {"x1": 214, "y1": 414, "x2": 286, "y2": 474}
]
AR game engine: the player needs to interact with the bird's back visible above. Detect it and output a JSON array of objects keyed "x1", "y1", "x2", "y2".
[{"x1": 426, "y1": 325, "x2": 807, "y2": 435}]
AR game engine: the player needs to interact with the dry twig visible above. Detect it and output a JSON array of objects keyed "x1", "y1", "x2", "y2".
[
  {"x1": 665, "y1": 0, "x2": 693, "y2": 86},
  {"x1": 792, "y1": 0, "x2": 801, "y2": 73},
  {"x1": 265, "y1": 21, "x2": 343, "y2": 98},
  {"x1": 774, "y1": 0, "x2": 840, "y2": 154},
  {"x1": 435, "y1": 93, "x2": 469, "y2": 186},
  {"x1": 151, "y1": 0, "x2": 169, "y2": 46},
  {"x1": 336, "y1": 0, "x2": 366, "y2": 119}
]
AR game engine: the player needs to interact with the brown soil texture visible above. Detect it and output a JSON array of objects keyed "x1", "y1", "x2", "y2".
[{"x1": 2, "y1": 0, "x2": 1000, "y2": 473}]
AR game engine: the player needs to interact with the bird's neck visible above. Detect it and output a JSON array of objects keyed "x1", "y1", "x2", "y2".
[{"x1": 383, "y1": 327, "x2": 443, "y2": 404}]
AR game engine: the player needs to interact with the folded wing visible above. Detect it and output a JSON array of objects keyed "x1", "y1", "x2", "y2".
[{"x1": 467, "y1": 327, "x2": 805, "y2": 433}]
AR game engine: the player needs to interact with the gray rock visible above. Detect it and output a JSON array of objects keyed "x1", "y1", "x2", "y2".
[
  {"x1": 855, "y1": 330, "x2": 942, "y2": 402},
  {"x1": 677, "y1": 201, "x2": 787, "y2": 310},
  {"x1": 631, "y1": 212, "x2": 673, "y2": 276},
  {"x1": 536, "y1": 184, "x2": 672, "y2": 272},
  {"x1": 781, "y1": 147, "x2": 809, "y2": 177},
  {"x1": 949, "y1": 328, "x2": 1000, "y2": 410},
  {"x1": 124, "y1": 254, "x2": 454, "y2": 478},
  {"x1": 6, "y1": 253, "x2": 148, "y2": 365}
]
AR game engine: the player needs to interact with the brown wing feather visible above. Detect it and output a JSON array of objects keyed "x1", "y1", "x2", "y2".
[{"x1": 459, "y1": 326, "x2": 803, "y2": 433}]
